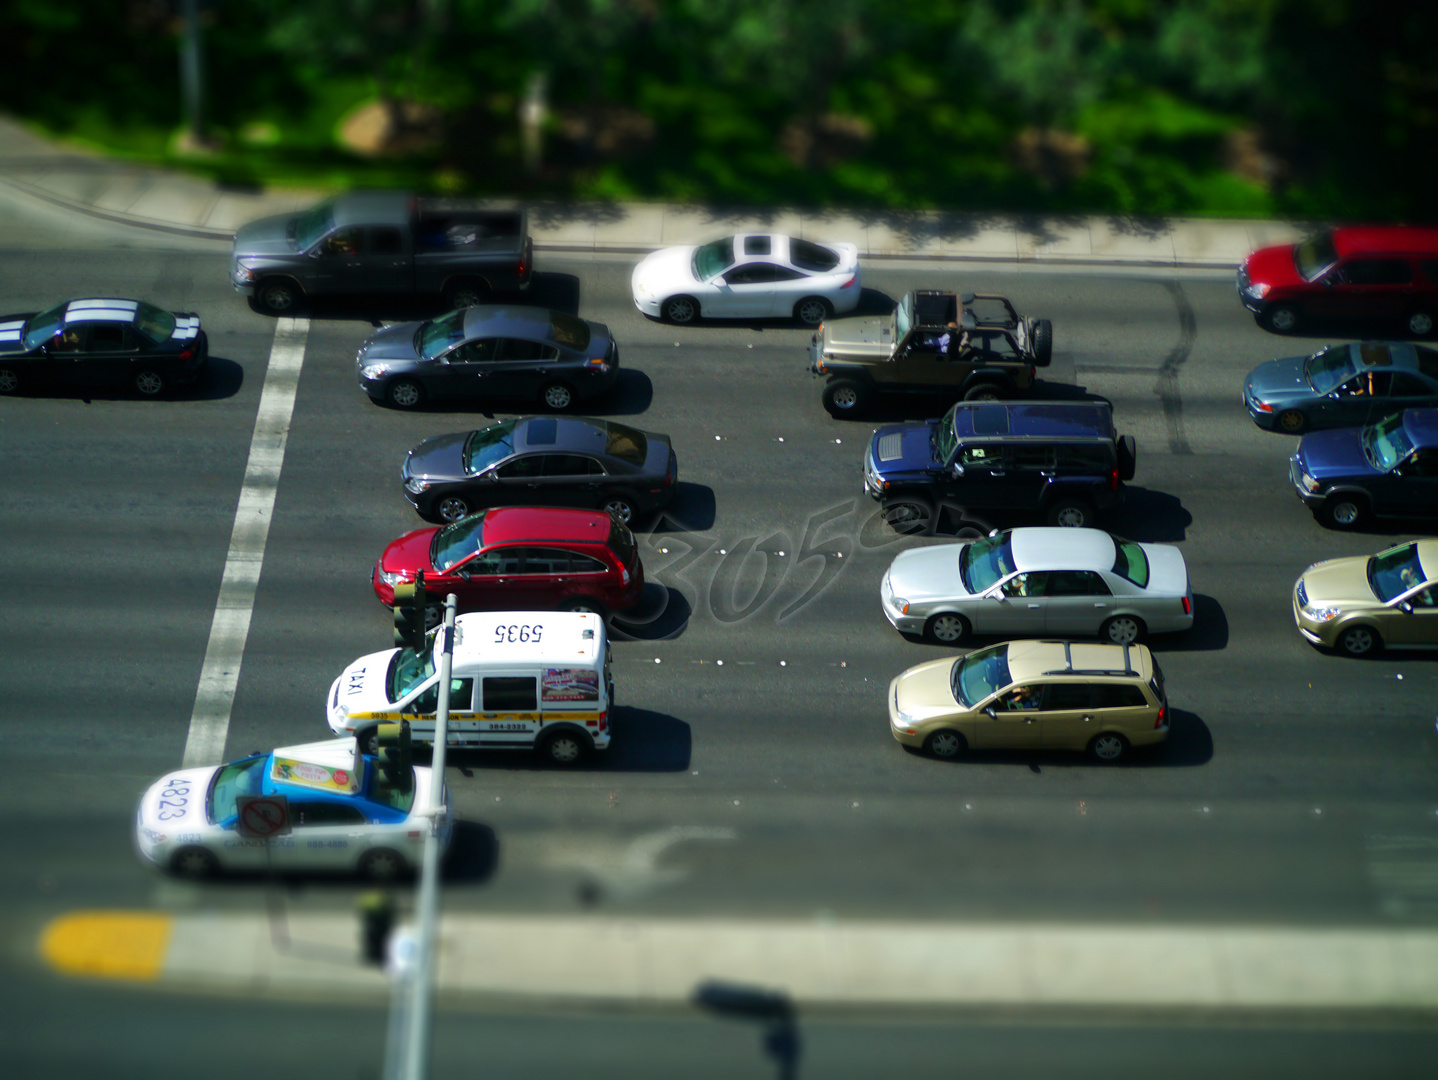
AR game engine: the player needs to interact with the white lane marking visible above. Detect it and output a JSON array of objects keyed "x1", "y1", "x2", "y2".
[{"x1": 181, "y1": 318, "x2": 308, "y2": 767}]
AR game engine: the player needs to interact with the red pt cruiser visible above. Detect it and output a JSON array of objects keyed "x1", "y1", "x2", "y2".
[{"x1": 373, "y1": 506, "x2": 644, "y2": 619}]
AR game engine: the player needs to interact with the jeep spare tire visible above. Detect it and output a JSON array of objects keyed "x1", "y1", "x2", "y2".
[
  {"x1": 1030, "y1": 318, "x2": 1053, "y2": 367},
  {"x1": 1117, "y1": 434, "x2": 1136, "y2": 481}
]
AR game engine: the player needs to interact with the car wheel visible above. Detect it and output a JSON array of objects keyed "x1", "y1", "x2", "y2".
[
  {"x1": 601, "y1": 494, "x2": 637, "y2": 524},
  {"x1": 1338, "y1": 624, "x2": 1381, "y2": 657},
  {"x1": 359, "y1": 848, "x2": 408, "y2": 882},
  {"x1": 923, "y1": 729, "x2": 967, "y2": 759},
  {"x1": 541, "y1": 727, "x2": 593, "y2": 765},
  {"x1": 795, "y1": 296, "x2": 832, "y2": 326},
  {"x1": 1046, "y1": 498, "x2": 1095, "y2": 528},
  {"x1": 171, "y1": 846, "x2": 219, "y2": 879},
  {"x1": 134, "y1": 369, "x2": 164, "y2": 397},
  {"x1": 1087, "y1": 732, "x2": 1130, "y2": 763},
  {"x1": 1319, "y1": 494, "x2": 1366, "y2": 530},
  {"x1": 358, "y1": 727, "x2": 380, "y2": 757},
  {"x1": 1116, "y1": 434, "x2": 1137, "y2": 481},
  {"x1": 1030, "y1": 318, "x2": 1054, "y2": 366},
  {"x1": 561, "y1": 597, "x2": 607, "y2": 618},
  {"x1": 882, "y1": 497, "x2": 935, "y2": 535},
  {"x1": 387, "y1": 379, "x2": 425, "y2": 410},
  {"x1": 257, "y1": 278, "x2": 302, "y2": 314},
  {"x1": 822, "y1": 378, "x2": 869, "y2": 418},
  {"x1": 1264, "y1": 305, "x2": 1299, "y2": 333},
  {"x1": 663, "y1": 295, "x2": 699, "y2": 324},
  {"x1": 1276, "y1": 409, "x2": 1308, "y2": 434},
  {"x1": 963, "y1": 382, "x2": 1005, "y2": 403},
  {"x1": 0, "y1": 367, "x2": 19, "y2": 394},
  {"x1": 1101, "y1": 615, "x2": 1146, "y2": 645},
  {"x1": 925, "y1": 613, "x2": 970, "y2": 645},
  {"x1": 541, "y1": 382, "x2": 575, "y2": 411},
  {"x1": 445, "y1": 279, "x2": 490, "y2": 310},
  {"x1": 436, "y1": 495, "x2": 470, "y2": 523},
  {"x1": 1408, "y1": 311, "x2": 1434, "y2": 337},
  {"x1": 423, "y1": 603, "x2": 444, "y2": 629}
]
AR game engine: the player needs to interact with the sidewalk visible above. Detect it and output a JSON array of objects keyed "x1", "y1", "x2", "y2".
[
  {"x1": 39, "y1": 909, "x2": 1438, "y2": 1013},
  {"x1": 0, "y1": 114, "x2": 1303, "y2": 266}
]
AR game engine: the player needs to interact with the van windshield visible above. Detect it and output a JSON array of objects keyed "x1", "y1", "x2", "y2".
[{"x1": 388, "y1": 645, "x2": 436, "y2": 703}]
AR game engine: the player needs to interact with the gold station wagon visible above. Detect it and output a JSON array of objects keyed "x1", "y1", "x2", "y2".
[
  {"x1": 888, "y1": 640, "x2": 1168, "y2": 762},
  {"x1": 1293, "y1": 539, "x2": 1438, "y2": 656}
]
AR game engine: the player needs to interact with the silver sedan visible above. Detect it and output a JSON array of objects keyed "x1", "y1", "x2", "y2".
[{"x1": 880, "y1": 528, "x2": 1193, "y2": 645}]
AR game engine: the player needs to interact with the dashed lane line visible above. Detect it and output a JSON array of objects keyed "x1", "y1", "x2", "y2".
[{"x1": 181, "y1": 318, "x2": 308, "y2": 768}]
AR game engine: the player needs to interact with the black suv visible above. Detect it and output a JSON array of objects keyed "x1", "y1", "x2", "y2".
[{"x1": 864, "y1": 401, "x2": 1136, "y2": 532}]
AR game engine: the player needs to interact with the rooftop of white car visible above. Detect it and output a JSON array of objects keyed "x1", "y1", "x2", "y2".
[{"x1": 1008, "y1": 527, "x2": 1118, "y2": 572}]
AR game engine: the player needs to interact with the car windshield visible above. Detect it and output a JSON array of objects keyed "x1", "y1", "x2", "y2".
[
  {"x1": 431, "y1": 512, "x2": 486, "y2": 571},
  {"x1": 893, "y1": 294, "x2": 912, "y2": 341},
  {"x1": 387, "y1": 644, "x2": 436, "y2": 703},
  {"x1": 1111, "y1": 539, "x2": 1150, "y2": 587},
  {"x1": 207, "y1": 754, "x2": 266, "y2": 824},
  {"x1": 1368, "y1": 543, "x2": 1427, "y2": 602},
  {"x1": 1361, "y1": 413, "x2": 1415, "y2": 472},
  {"x1": 959, "y1": 532, "x2": 1015, "y2": 593},
  {"x1": 692, "y1": 237, "x2": 734, "y2": 281},
  {"x1": 1304, "y1": 345, "x2": 1357, "y2": 394},
  {"x1": 548, "y1": 311, "x2": 591, "y2": 349},
  {"x1": 464, "y1": 420, "x2": 517, "y2": 474},
  {"x1": 21, "y1": 302, "x2": 67, "y2": 351},
  {"x1": 951, "y1": 645, "x2": 1012, "y2": 708},
  {"x1": 605, "y1": 422, "x2": 648, "y2": 465},
  {"x1": 416, "y1": 309, "x2": 468, "y2": 359},
  {"x1": 1294, "y1": 231, "x2": 1339, "y2": 281},
  {"x1": 294, "y1": 200, "x2": 336, "y2": 250},
  {"x1": 134, "y1": 301, "x2": 176, "y2": 344}
]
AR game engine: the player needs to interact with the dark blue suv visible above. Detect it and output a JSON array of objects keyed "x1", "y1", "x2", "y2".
[
  {"x1": 864, "y1": 401, "x2": 1137, "y2": 532},
  {"x1": 1290, "y1": 408, "x2": 1438, "y2": 528}
]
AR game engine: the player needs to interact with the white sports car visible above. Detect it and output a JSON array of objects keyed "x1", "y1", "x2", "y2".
[
  {"x1": 135, "y1": 739, "x2": 448, "y2": 880},
  {"x1": 631, "y1": 233, "x2": 861, "y2": 326},
  {"x1": 881, "y1": 528, "x2": 1194, "y2": 645}
]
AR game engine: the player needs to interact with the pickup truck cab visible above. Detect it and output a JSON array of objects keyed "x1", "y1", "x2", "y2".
[{"x1": 232, "y1": 192, "x2": 532, "y2": 314}]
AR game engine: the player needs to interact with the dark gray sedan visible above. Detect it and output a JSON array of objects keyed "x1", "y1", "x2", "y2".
[
  {"x1": 402, "y1": 415, "x2": 677, "y2": 524},
  {"x1": 1244, "y1": 341, "x2": 1438, "y2": 434},
  {"x1": 356, "y1": 305, "x2": 619, "y2": 410}
]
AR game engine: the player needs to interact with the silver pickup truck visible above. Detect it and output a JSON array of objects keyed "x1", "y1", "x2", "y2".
[{"x1": 230, "y1": 192, "x2": 532, "y2": 314}]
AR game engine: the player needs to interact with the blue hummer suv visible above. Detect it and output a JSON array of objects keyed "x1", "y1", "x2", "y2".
[
  {"x1": 1290, "y1": 408, "x2": 1438, "y2": 529},
  {"x1": 864, "y1": 401, "x2": 1137, "y2": 532}
]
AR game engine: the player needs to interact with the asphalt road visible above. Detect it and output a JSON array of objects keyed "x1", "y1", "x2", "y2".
[{"x1": 1, "y1": 185, "x2": 1436, "y2": 1074}]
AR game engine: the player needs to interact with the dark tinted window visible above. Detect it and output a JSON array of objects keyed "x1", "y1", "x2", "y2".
[
  {"x1": 789, "y1": 238, "x2": 840, "y2": 272},
  {"x1": 322, "y1": 226, "x2": 362, "y2": 256},
  {"x1": 607, "y1": 520, "x2": 636, "y2": 567},
  {"x1": 1012, "y1": 445, "x2": 1055, "y2": 469},
  {"x1": 467, "y1": 547, "x2": 525, "y2": 574},
  {"x1": 499, "y1": 338, "x2": 560, "y2": 362},
  {"x1": 1056, "y1": 445, "x2": 1114, "y2": 472},
  {"x1": 50, "y1": 327, "x2": 85, "y2": 352},
  {"x1": 724, "y1": 264, "x2": 774, "y2": 285},
  {"x1": 742, "y1": 236, "x2": 772, "y2": 255},
  {"x1": 1420, "y1": 261, "x2": 1438, "y2": 283},
  {"x1": 1413, "y1": 347, "x2": 1438, "y2": 380},
  {"x1": 448, "y1": 338, "x2": 498, "y2": 364},
  {"x1": 1407, "y1": 449, "x2": 1438, "y2": 477},
  {"x1": 482, "y1": 676, "x2": 537, "y2": 711},
  {"x1": 1042, "y1": 684, "x2": 1093, "y2": 710},
  {"x1": 1339, "y1": 259, "x2": 1412, "y2": 286},
  {"x1": 293, "y1": 802, "x2": 366, "y2": 826},
  {"x1": 569, "y1": 553, "x2": 608, "y2": 574},
  {"x1": 497, "y1": 456, "x2": 544, "y2": 479},
  {"x1": 604, "y1": 422, "x2": 648, "y2": 465},
  {"x1": 1045, "y1": 570, "x2": 1111, "y2": 596},
  {"x1": 368, "y1": 226, "x2": 404, "y2": 254},
  {"x1": 770, "y1": 266, "x2": 804, "y2": 282},
  {"x1": 519, "y1": 547, "x2": 577, "y2": 574},
  {"x1": 542, "y1": 454, "x2": 601, "y2": 477},
  {"x1": 1001, "y1": 571, "x2": 1047, "y2": 597},
  {"x1": 1092, "y1": 683, "x2": 1149, "y2": 708},
  {"x1": 88, "y1": 324, "x2": 129, "y2": 349},
  {"x1": 1387, "y1": 373, "x2": 1430, "y2": 396}
]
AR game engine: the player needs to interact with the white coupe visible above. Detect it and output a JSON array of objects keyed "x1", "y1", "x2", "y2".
[{"x1": 631, "y1": 233, "x2": 861, "y2": 326}]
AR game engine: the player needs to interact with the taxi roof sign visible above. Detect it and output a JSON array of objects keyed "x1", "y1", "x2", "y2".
[
  {"x1": 452, "y1": 610, "x2": 605, "y2": 666},
  {"x1": 269, "y1": 740, "x2": 360, "y2": 795}
]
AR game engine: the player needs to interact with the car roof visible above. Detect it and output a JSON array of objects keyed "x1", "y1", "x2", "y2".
[
  {"x1": 1401, "y1": 408, "x2": 1438, "y2": 447},
  {"x1": 453, "y1": 610, "x2": 604, "y2": 666},
  {"x1": 1009, "y1": 528, "x2": 1117, "y2": 573},
  {"x1": 1331, "y1": 227, "x2": 1438, "y2": 258},
  {"x1": 1348, "y1": 342, "x2": 1423, "y2": 373},
  {"x1": 514, "y1": 416, "x2": 609, "y2": 453},
  {"x1": 330, "y1": 191, "x2": 412, "y2": 228},
  {"x1": 461, "y1": 305, "x2": 569, "y2": 341},
  {"x1": 63, "y1": 298, "x2": 142, "y2": 324},
  {"x1": 951, "y1": 401, "x2": 1116, "y2": 441},
  {"x1": 482, "y1": 505, "x2": 614, "y2": 546},
  {"x1": 1005, "y1": 639, "x2": 1153, "y2": 683}
]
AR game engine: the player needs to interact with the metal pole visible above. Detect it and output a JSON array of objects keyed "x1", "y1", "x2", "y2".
[{"x1": 180, "y1": 0, "x2": 204, "y2": 142}]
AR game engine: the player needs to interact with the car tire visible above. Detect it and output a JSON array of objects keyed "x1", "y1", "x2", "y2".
[
  {"x1": 256, "y1": 277, "x2": 303, "y2": 315},
  {"x1": 1337, "y1": 624, "x2": 1381, "y2": 657},
  {"x1": 541, "y1": 727, "x2": 593, "y2": 766},
  {"x1": 387, "y1": 379, "x2": 425, "y2": 410},
  {"x1": 435, "y1": 495, "x2": 470, "y2": 523},
  {"x1": 1046, "y1": 497, "x2": 1095, "y2": 528},
  {"x1": 1408, "y1": 311, "x2": 1434, "y2": 337},
  {"x1": 171, "y1": 846, "x2": 219, "y2": 879},
  {"x1": 1101, "y1": 614, "x2": 1146, "y2": 645},
  {"x1": 444, "y1": 279, "x2": 490, "y2": 310},
  {"x1": 662, "y1": 295, "x2": 699, "y2": 324},
  {"x1": 1116, "y1": 434, "x2": 1137, "y2": 481},
  {"x1": 1264, "y1": 305, "x2": 1299, "y2": 333},
  {"x1": 822, "y1": 378, "x2": 870, "y2": 418},
  {"x1": 923, "y1": 729, "x2": 967, "y2": 760},
  {"x1": 423, "y1": 603, "x2": 444, "y2": 630},
  {"x1": 1319, "y1": 494, "x2": 1367, "y2": 530},
  {"x1": 134, "y1": 369, "x2": 164, "y2": 397},
  {"x1": 600, "y1": 493, "x2": 638, "y2": 525},
  {"x1": 541, "y1": 382, "x2": 575, "y2": 411},
  {"x1": 795, "y1": 296, "x2": 832, "y2": 326},
  {"x1": 882, "y1": 497, "x2": 935, "y2": 535},
  {"x1": 359, "y1": 848, "x2": 409, "y2": 882},
  {"x1": 1030, "y1": 318, "x2": 1054, "y2": 366},
  {"x1": 1276, "y1": 409, "x2": 1308, "y2": 434},
  {"x1": 561, "y1": 597, "x2": 607, "y2": 618},
  {"x1": 924, "y1": 613, "x2": 970, "y2": 645},
  {"x1": 358, "y1": 727, "x2": 381, "y2": 757},
  {"x1": 1087, "y1": 731, "x2": 1130, "y2": 763},
  {"x1": 962, "y1": 382, "x2": 1005, "y2": 403},
  {"x1": 0, "y1": 367, "x2": 20, "y2": 394}
]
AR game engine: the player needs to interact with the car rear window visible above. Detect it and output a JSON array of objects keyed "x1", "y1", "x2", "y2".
[
  {"x1": 790, "y1": 238, "x2": 839, "y2": 273},
  {"x1": 548, "y1": 311, "x2": 591, "y2": 349},
  {"x1": 134, "y1": 301, "x2": 177, "y2": 344},
  {"x1": 607, "y1": 518, "x2": 637, "y2": 567},
  {"x1": 1111, "y1": 540, "x2": 1150, "y2": 588},
  {"x1": 604, "y1": 422, "x2": 648, "y2": 465}
]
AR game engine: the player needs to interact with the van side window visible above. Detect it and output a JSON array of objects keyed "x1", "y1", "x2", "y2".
[
  {"x1": 1091, "y1": 684, "x2": 1148, "y2": 708},
  {"x1": 405, "y1": 677, "x2": 473, "y2": 714},
  {"x1": 483, "y1": 676, "x2": 537, "y2": 711}
]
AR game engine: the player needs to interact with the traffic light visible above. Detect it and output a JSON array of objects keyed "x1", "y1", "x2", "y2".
[
  {"x1": 392, "y1": 569, "x2": 427, "y2": 651},
  {"x1": 376, "y1": 720, "x2": 414, "y2": 792}
]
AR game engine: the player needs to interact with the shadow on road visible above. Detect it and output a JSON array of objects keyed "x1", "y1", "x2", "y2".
[
  {"x1": 914, "y1": 708, "x2": 1212, "y2": 769},
  {"x1": 1108, "y1": 487, "x2": 1193, "y2": 542},
  {"x1": 649, "y1": 483, "x2": 718, "y2": 533},
  {"x1": 440, "y1": 705, "x2": 692, "y2": 773},
  {"x1": 442, "y1": 820, "x2": 500, "y2": 884},
  {"x1": 610, "y1": 584, "x2": 693, "y2": 641},
  {"x1": 245, "y1": 271, "x2": 582, "y2": 322},
  {"x1": 1150, "y1": 594, "x2": 1228, "y2": 652}
]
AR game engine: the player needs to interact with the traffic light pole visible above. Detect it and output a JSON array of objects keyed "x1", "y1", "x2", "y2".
[{"x1": 386, "y1": 592, "x2": 456, "y2": 1080}]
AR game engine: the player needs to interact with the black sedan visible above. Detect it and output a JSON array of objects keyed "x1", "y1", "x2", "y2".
[
  {"x1": 0, "y1": 298, "x2": 208, "y2": 397},
  {"x1": 356, "y1": 305, "x2": 619, "y2": 411},
  {"x1": 401, "y1": 416, "x2": 677, "y2": 524}
]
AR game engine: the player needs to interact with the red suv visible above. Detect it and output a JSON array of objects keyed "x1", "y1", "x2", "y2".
[
  {"x1": 1238, "y1": 226, "x2": 1438, "y2": 337},
  {"x1": 372, "y1": 506, "x2": 644, "y2": 619}
]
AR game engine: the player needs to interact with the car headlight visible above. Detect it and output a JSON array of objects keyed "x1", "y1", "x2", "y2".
[
  {"x1": 891, "y1": 596, "x2": 910, "y2": 614},
  {"x1": 141, "y1": 827, "x2": 167, "y2": 844},
  {"x1": 379, "y1": 569, "x2": 412, "y2": 587},
  {"x1": 332, "y1": 701, "x2": 349, "y2": 720},
  {"x1": 234, "y1": 263, "x2": 256, "y2": 283},
  {"x1": 361, "y1": 363, "x2": 391, "y2": 380},
  {"x1": 1300, "y1": 471, "x2": 1321, "y2": 493},
  {"x1": 404, "y1": 477, "x2": 431, "y2": 494},
  {"x1": 894, "y1": 706, "x2": 918, "y2": 727},
  {"x1": 1243, "y1": 281, "x2": 1271, "y2": 300},
  {"x1": 1304, "y1": 605, "x2": 1342, "y2": 623}
]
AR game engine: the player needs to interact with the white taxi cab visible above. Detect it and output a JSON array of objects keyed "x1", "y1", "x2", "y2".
[{"x1": 327, "y1": 610, "x2": 613, "y2": 765}]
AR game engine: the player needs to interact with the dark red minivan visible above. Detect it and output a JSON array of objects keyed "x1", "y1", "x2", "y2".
[
  {"x1": 373, "y1": 505, "x2": 644, "y2": 619},
  {"x1": 1237, "y1": 226, "x2": 1438, "y2": 337}
]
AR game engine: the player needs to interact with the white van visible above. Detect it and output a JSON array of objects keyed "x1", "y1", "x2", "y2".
[{"x1": 327, "y1": 611, "x2": 612, "y2": 764}]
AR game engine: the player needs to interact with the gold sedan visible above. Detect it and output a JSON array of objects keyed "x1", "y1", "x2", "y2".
[{"x1": 1293, "y1": 540, "x2": 1438, "y2": 656}]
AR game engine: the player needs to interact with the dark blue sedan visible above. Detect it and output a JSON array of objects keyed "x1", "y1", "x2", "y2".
[
  {"x1": 1245, "y1": 341, "x2": 1438, "y2": 434},
  {"x1": 1290, "y1": 408, "x2": 1438, "y2": 528}
]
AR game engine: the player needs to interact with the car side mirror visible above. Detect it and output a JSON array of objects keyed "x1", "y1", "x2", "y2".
[
  {"x1": 457, "y1": 569, "x2": 471, "y2": 581},
  {"x1": 713, "y1": 276, "x2": 727, "y2": 287},
  {"x1": 983, "y1": 706, "x2": 997, "y2": 719},
  {"x1": 984, "y1": 588, "x2": 1003, "y2": 600},
  {"x1": 950, "y1": 463, "x2": 965, "y2": 477},
  {"x1": 1399, "y1": 601, "x2": 1414, "y2": 614},
  {"x1": 485, "y1": 470, "x2": 500, "y2": 483}
]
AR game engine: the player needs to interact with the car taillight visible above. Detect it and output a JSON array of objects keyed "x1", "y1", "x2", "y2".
[
  {"x1": 1182, "y1": 595, "x2": 1191, "y2": 615},
  {"x1": 1110, "y1": 467, "x2": 1119, "y2": 491},
  {"x1": 599, "y1": 712, "x2": 608, "y2": 733},
  {"x1": 1155, "y1": 705, "x2": 1167, "y2": 730},
  {"x1": 586, "y1": 357, "x2": 610, "y2": 371},
  {"x1": 621, "y1": 567, "x2": 630, "y2": 585},
  {"x1": 840, "y1": 276, "x2": 856, "y2": 289},
  {"x1": 517, "y1": 257, "x2": 526, "y2": 278},
  {"x1": 179, "y1": 348, "x2": 194, "y2": 361}
]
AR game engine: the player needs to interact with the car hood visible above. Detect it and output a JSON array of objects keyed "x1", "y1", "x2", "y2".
[
  {"x1": 406, "y1": 432, "x2": 470, "y2": 482},
  {"x1": 870, "y1": 421, "x2": 940, "y2": 473},
  {"x1": 359, "y1": 321, "x2": 425, "y2": 363},
  {"x1": 1244, "y1": 244, "x2": 1304, "y2": 289},
  {"x1": 334, "y1": 647, "x2": 405, "y2": 718},
  {"x1": 1296, "y1": 426, "x2": 1378, "y2": 481},
  {"x1": 137, "y1": 765, "x2": 221, "y2": 829},
  {"x1": 1299, "y1": 555, "x2": 1374, "y2": 606},
  {"x1": 886, "y1": 544, "x2": 969, "y2": 602},
  {"x1": 0, "y1": 313, "x2": 35, "y2": 356},
  {"x1": 1140, "y1": 542, "x2": 1190, "y2": 598},
  {"x1": 381, "y1": 526, "x2": 441, "y2": 574},
  {"x1": 893, "y1": 658, "x2": 964, "y2": 718},
  {"x1": 1246, "y1": 356, "x2": 1312, "y2": 404},
  {"x1": 632, "y1": 246, "x2": 699, "y2": 294},
  {"x1": 232, "y1": 212, "x2": 298, "y2": 257},
  {"x1": 821, "y1": 315, "x2": 893, "y2": 359}
]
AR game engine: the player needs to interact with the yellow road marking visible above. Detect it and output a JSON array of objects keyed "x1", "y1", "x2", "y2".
[{"x1": 39, "y1": 911, "x2": 173, "y2": 981}]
